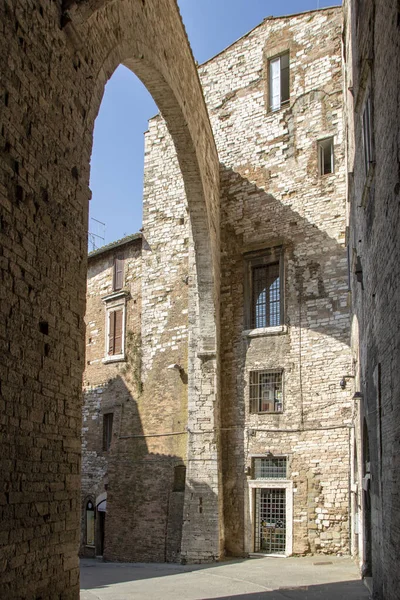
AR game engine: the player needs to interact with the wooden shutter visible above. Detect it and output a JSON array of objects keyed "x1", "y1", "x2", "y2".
[
  {"x1": 113, "y1": 257, "x2": 124, "y2": 291},
  {"x1": 113, "y1": 309, "x2": 123, "y2": 355},
  {"x1": 108, "y1": 311, "x2": 115, "y2": 355}
]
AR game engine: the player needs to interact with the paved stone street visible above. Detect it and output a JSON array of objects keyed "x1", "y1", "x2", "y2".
[{"x1": 80, "y1": 556, "x2": 370, "y2": 599}]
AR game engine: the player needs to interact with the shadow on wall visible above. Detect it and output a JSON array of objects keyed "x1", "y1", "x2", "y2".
[
  {"x1": 81, "y1": 374, "x2": 203, "y2": 563},
  {"x1": 218, "y1": 165, "x2": 351, "y2": 556}
]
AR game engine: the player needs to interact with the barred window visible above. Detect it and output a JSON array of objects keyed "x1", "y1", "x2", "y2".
[
  {"x1": 245, "y1": 247, "x2": 283, "y2": 330},
  {"x1": 252, "y1": 262, "x2": 281, "y2": 328},
  {"x1": 253, "y1": 456, "x2": 287, "y2": 479},
  {"x1": 250, "y1": 370, "x2": 283, "y2": 414}
]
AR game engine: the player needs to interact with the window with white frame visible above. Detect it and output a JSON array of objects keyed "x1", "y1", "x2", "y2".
[
  {"x1": 103, "y1": 291, "x2": 127, "y2": 361},
  {"x1": 107, "y1": 306, "x2": 124, "y2": 358},
  {"x1": 269, "y1": 52, "x2": 289, "y2": 111},
  {"x1": 318, "y1": 137, "x2": 334, "y2": 176},
  {"x1": 250, "y1": 370, "x2": 283, "y2": 414},
  {"x1": 362, "y1": 94, "x2": 373, "y2": 175}
]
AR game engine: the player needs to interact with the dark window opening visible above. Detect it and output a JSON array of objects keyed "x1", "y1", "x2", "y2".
[
  {"x1": 362, "y1": 95, "x2": 373, "y2": 175},
  {"x1": 173, "y1": 465, "x2": 186, "y2": 492},
  {"x1": 318, "y1": 137, "x2": 334, "y2": 175},
  {"x1": 103, "y1": 413, "x2": 113, "y2": 451}
]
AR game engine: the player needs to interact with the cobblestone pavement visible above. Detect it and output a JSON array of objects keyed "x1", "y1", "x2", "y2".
[{"x1": 80, "y1": 555, "x2": 371, "y2": 599}]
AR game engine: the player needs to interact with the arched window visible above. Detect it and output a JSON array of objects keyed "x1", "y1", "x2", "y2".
[{"x1": 86, "y1": 500, "x2": 95, "y2": 546}]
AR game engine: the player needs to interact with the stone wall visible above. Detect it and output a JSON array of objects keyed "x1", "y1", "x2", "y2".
[
  {"x1": 197, "y1": 7, "x2": 352, "y2": 556},
  {"x1": 343, "y1": 1, "x2": 400, "y2": 598},
  {"x1": 0, "y1": 0, "x2": 219, "y2": 596}
]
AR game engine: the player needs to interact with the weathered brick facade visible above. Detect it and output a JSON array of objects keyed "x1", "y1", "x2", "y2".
[
  {"x1": 81, "y1": 6, "x2": 353, "y2": 566},
  {"x1": 2, "y1": 0, "x2": 398, "y2": 597},
  {"x1": 0, "y1": 0, "x2": 219, "y2": 597}
]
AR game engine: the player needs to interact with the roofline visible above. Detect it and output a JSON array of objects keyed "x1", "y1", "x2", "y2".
[
  {"x1": 199, "y1": 5, "x2": 342, "y2": 68},
  {"x1": 88, "y1": 232, "x2": 142, "y2": 260}
]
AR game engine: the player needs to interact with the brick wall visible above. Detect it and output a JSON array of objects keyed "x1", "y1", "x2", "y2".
[
  {"x1": 0, "y1": 0, "x2": 219, "y2": 595},
  {"x1": 344, "y1": 1, "x2": 400, "y2": 598}
]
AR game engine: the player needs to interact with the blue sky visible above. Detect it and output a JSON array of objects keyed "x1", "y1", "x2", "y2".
[{"x1": 89, "y1": 0, "x2": 341, "y2": 248}]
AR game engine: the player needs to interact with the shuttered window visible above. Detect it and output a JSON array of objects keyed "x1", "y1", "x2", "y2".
[
  {"x1": 113, "y1": 256, "x2": 124, "y2": 291},
  {"x1": 108, "y1": 309, "x2": 123, "y2": 356}
]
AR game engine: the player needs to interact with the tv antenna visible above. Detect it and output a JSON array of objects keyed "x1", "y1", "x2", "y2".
[{"x1": 88, "y1": 217, "x2": 105, "y2": 251}]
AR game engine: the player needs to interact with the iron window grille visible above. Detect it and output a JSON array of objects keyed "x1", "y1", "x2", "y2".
[
  {"x1": 246, "y1": 247, "x2": 283, "y2": 330},
  {"x1": 250, "y1": 370, "x2": 283, "y2": 414},
  {"x1": 253, "y1": 456, "x2": 287, "y2": 479}
]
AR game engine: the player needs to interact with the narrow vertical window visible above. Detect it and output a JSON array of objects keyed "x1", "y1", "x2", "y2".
[
  {"x1": 108, "y1": 308, "x2": 123, "y2": 356},
  {"x1": 103, "y1": 413, "x2": 113, "y2": 451},
  {"x1": 362, "y1": 95, "x2": 373, "y2": 175},
  {"x1": 86, "y1": 500, "x2": 95, "y2": 546},
  {"x1": 113, "y1": 256, "x2": 124, "y2": 291},
  {"x1": 269, "y1": 53, "x2": 289, "y2": 111},
  {"x1": 318, "y1": 138, "x2": 334, "y2": 176},
  {"x1": 252, "y1": 262, "x2": 281, "y2": 328}
]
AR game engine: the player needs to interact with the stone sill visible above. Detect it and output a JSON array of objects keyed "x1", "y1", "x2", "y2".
[
  {"x1": 102, "y1": 355, "x2": 126, "y2": 364},
  {"x1": 242, "y1": 325, "x2": 288, "y2": 338}
]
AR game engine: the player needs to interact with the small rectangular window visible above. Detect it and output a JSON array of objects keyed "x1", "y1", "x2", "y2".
[
  {"x1": 113, "y1": 256, "x2": 124, "y2": 291},
  {"x1": 250, "y1": 370, "x2": 283, "y2": 414},
  {"x1": 318, "y1": 138, "x2": 334, "y2": 175},
  {"x1": 253, "y1": 456, "x2": 287, "y2": 479},
  {"x1": 103, "y1": 413, "x2": 113, "y2": 451},
  {"x1": 108, "y1": 308, "x2": 123, "y2": 356},
  {"x1": 269, "y1": 52, "x2": 289, "y2": 111},
  {"x1": 362, "y1": 95, "x2": 373, "y2": 175}
]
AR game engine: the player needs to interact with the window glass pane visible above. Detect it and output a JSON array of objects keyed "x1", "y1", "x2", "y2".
[
  {"x1": 251, "y1": 260, "x2": 281, "y2": 329},
  {"x1": 280, "y1": 54, "x2": 289, "y2": 103},
  {"x1": 270, "y1": 58, "x2": 281, "y2": 110},
  {"x1": 254, "y1": 457, "x2": 287, "y2": 479}
]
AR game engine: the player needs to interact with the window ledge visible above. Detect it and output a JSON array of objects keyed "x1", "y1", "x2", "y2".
[
  {"x1": 250, "y1": 411, "x2": 284, "y2": 415},
  {"x1": 243, "y1": 325, "x2": 287, "y2": 338},
  {"x1": 103, "y1": 355, "x2": 125, "y2": 364},
  {"x1": 102, "y1": 290, "x2": 129, "y2": 303}
]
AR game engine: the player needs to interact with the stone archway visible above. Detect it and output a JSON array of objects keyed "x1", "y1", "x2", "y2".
[{"x1": 0, "y1": 1, "x2": 221, "y2": 597}]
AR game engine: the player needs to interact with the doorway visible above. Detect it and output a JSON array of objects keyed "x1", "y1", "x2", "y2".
[{"x1": 254, "y1": 488, "x2": 286, "y2": 554}]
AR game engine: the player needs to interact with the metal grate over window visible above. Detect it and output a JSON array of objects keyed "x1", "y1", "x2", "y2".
[
  {"x1": 253, "y1": 457, "x2": 287, "y2": 479},
  {"x1": 254, "y1": 488, "x2": 286, "y2": 554},
  {"x1": 251, "y1": 262, "x2": 281, "y2": 328},
  {"x1": 250, "y1": 370, "x2": 283, "y2": 413}
]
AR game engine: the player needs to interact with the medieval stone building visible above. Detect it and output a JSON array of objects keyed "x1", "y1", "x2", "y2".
[
  {"x1": 81, "y1": 6, "x2": 354, "y2": 563},
  {"x1": 1, "y1": 1, "x2": 399, "y2": 599}
]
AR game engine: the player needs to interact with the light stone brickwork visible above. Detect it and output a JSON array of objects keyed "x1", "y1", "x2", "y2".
[
  {"x1": 196, "y1": 7, "x2": 352, "y2": 557},
  {"x1": 81, "y1": 6, "x2": 353, "y2": 565}
]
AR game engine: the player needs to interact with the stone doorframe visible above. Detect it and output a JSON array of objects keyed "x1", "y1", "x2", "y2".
[{"x1": 246, "y1": 480, "x2": 293, "y2": 557}]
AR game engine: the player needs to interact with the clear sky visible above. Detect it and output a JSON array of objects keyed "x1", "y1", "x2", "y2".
[{"x1": 88, "y1": 0, "x2": 341, "y2": 248}]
